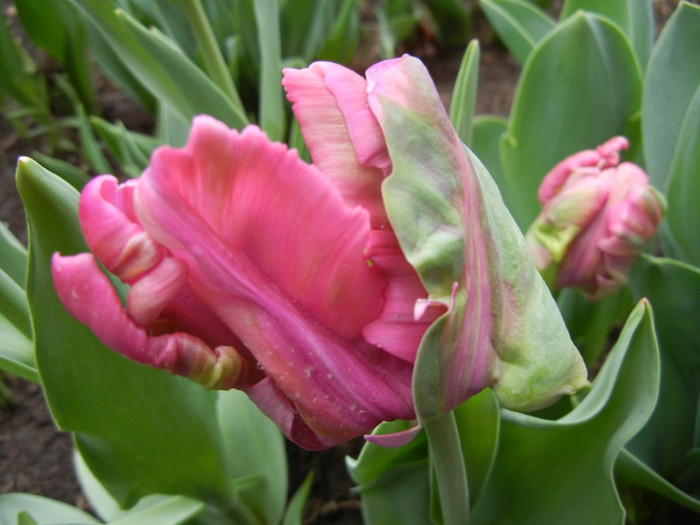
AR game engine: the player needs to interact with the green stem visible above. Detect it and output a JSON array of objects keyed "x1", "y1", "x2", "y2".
[
  {"x1": 182, "y1": 0, "x2": 244, "y2": 113},
  {"x1": 423, "y1": 411, "x2": 470, "y2": 525}
]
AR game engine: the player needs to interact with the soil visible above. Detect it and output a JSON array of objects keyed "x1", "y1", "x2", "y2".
[{"x1": 0, "y1": 1, "x2": 690, "y2": 524}]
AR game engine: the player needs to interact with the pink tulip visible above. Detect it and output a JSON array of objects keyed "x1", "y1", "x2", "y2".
[
  {"x1": 53, "y1": 56, "x2": 586, "y2": 449},
  {"x1": 526, "y1": 137, "x2": 665, "y2": 299}
]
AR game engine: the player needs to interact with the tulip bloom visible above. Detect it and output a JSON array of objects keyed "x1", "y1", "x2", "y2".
[
  {"x1": 53, "y1": 56, "x2": 586, "y2": 449},
  {"x1": 526, "y1": 137, "x2": 665, "y2": 299}
]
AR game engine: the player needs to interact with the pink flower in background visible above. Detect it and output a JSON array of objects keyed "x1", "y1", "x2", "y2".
[{"x1": 526, "y1": 136, "x2": 665, "y2": 299}]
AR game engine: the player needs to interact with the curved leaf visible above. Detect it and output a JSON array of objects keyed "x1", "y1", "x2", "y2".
[
  {"x1": 16, "y1": 158, "x2": 233, "y2": 509},
  {"x1": 471, "y1": 300, "x2": 660, "y2": 525},
  {"x1": 500, "y1": 12, "x2": 642, "y2": 229},
  {"x1": 0, "y1": 493, "x2": 100, "y2": 524},
  {"x1": 628, "y1": 256, "x2": 700, "y2": 489},
  {"x1": 560, "y1": 0, "x2": 653, "y2": 71},
  {"x1": 641, "y1": 1, "x2": 700, "y2": 190},
  {"x1": 662, "y1": 85, "x2": 700, "y2": 266}
]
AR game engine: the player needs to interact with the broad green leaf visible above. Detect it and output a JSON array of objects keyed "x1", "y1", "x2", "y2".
[
  {"x1": 662, "y1": 85, "x2": 700, "y2": 267},
  {"x1": 501, "y1": 12, "x2": 642, "y2": 229},
  {"x1": 449, "y1": 39, "x2": 480, "y2": 147},
  {"x1": 642, "y1": 1, "x2": 700, "y2": 190},
  {"x1": 560, "y1": 0, "x2": 653, "y2": 71},
  {"x1": 0, "y1": 493, "x2": 100, "y2": 524},
  {"x1": 471, "y1": 300, "x2": 660, "y2": 525},
  {"x1": 254, "y1": 0, "x2": 285, "y2": 142},
  {"x1": 69, "y1": 0, "x2": 248, "y2": 130},
  {"x1": 478, "y1": 0, "x2": 556, "y2": 65},
  {"x1": 16, "y1": 158, "x2": 233, "y2": 509},
  {"x1": 353, "y1": 460, "x2": 431, "y2": 525},
  {"x1": 216, "y1": 389, "x2": 287, "y2": 525},
  {"x1": 627, "y1": 256, "x2": 700, "y2": 489}
]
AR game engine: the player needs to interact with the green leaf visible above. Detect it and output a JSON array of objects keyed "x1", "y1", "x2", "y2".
[
  {"x1": 478, "y1": 0, "x2": 556, "y2": 65},
  {"x1": 281, "y1": 472, "x2": 313, "y2": 525},
  {"x1": 0, "y1": 267, "x2": 36, "y2": 382},
  {"x1": 616, "y1": 448, "x2": 700, "y2": 514},
  {"x1": 16, "y1": 158, "x2": 233, "y2": 509},
  {"x1": 449, "y1": 39, "x2": 480, "y2": 147},
  {"x1": 76, "y1": 452, "x2": 209, "y2": 525},
  {"x1": 69, "y1": 0, "x2": 248, "y2": 130},
  {"x1": 501, "y1": 12, "x2": 642, "y2": 229},
  {"x1": 90, "y1": 117, "x2": 160, "y2": 177},
  {"x1": 560, "y1": 0, "x2": 653, "y2": 72},
  {"x1": 662, "y1": 85, "x2": 700, "y2": 267},
  {"x1": 216, "y1": 389, "x2": 287, "y2": 525},
  {"x1": 0, "y1": 493, "x2": 100, "y2": 524},
  {"x1": 14, "y1": 0, "x2": 97, "y2": 112},
  {"x1": 0, "y1": 7, "x2": 46, "y2": 110},
  {"x1": 453, "y1": 388, "x2": 500, "y2": 504},
  {"x1": 642, "y1": 1, "x2": 700, "y2": 190},
  {"x1": 422, "y1": 0, "x2": 471, "y2": 47},
  {"x1": 557, "y1": 286, "x2": 634, "y2": 368},
  {"x1": 0, "y1": 221, "x2": 28, "y2": 288},
  {"x1": 254, "y1": 0, "x2": 285, "y2": 142},
  {"x1": 29, "y1": 152, "x2": 90, "y2": 191},
  {"x1": 470, "y1": 116, "x2": 511, "y2": 211},
  {"x1": 348, "y1": 420, "x2": 431, "y2": 525},
  {"x1": 471, "y1": 300, "x2": 660, "y2": 525},
  {"x1": 315, "y1": 0, "x2": 359, "y2": 64},
  {"x1": 627, "y1": 256, "x2": 700, "y2": 490},
  {"x1": 108, "y1": 496, "x2": 205, "y2": 525}
]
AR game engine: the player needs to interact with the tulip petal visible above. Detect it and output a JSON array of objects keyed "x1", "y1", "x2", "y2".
[
  {"x1": 363, "y1": 230, "x2": 445, "y2": 362},
  {"x1": 51, "y1": 253, "x2": 243, "y2": 390},
  {"x1": 367, "y1": 55, "x2": 587, "y2": 415},
  {"x1": 132, "y1": 117, "x2": 416, "y2": 446},
  {"x1": 139, "y1": 117, "x2": 384, "y2": 339},
  {"x1": 283, "y1": 63, "x2": 390, "y2": 229}
]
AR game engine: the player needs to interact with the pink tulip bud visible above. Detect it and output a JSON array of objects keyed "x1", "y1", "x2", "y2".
[{"x1": 526, "y1": 137, "x2": 666, "y2": 299}]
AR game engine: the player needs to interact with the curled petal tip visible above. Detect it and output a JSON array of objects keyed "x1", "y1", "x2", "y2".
[{"x1": 364, "y1": 422, "x2": 422, "y2": 447}]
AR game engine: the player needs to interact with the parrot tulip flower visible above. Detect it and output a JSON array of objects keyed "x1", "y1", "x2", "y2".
[
  {"x1": 53, "y1": 55, "x2": 586, "y2": 450},
  {"x1": 526, "y1": 137, "x2": 665, "y2": 300}
]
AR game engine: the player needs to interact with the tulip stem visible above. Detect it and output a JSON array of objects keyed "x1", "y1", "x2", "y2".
[{"x1": 423, "y1": 411, "x2": 470, "y2": 525}]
